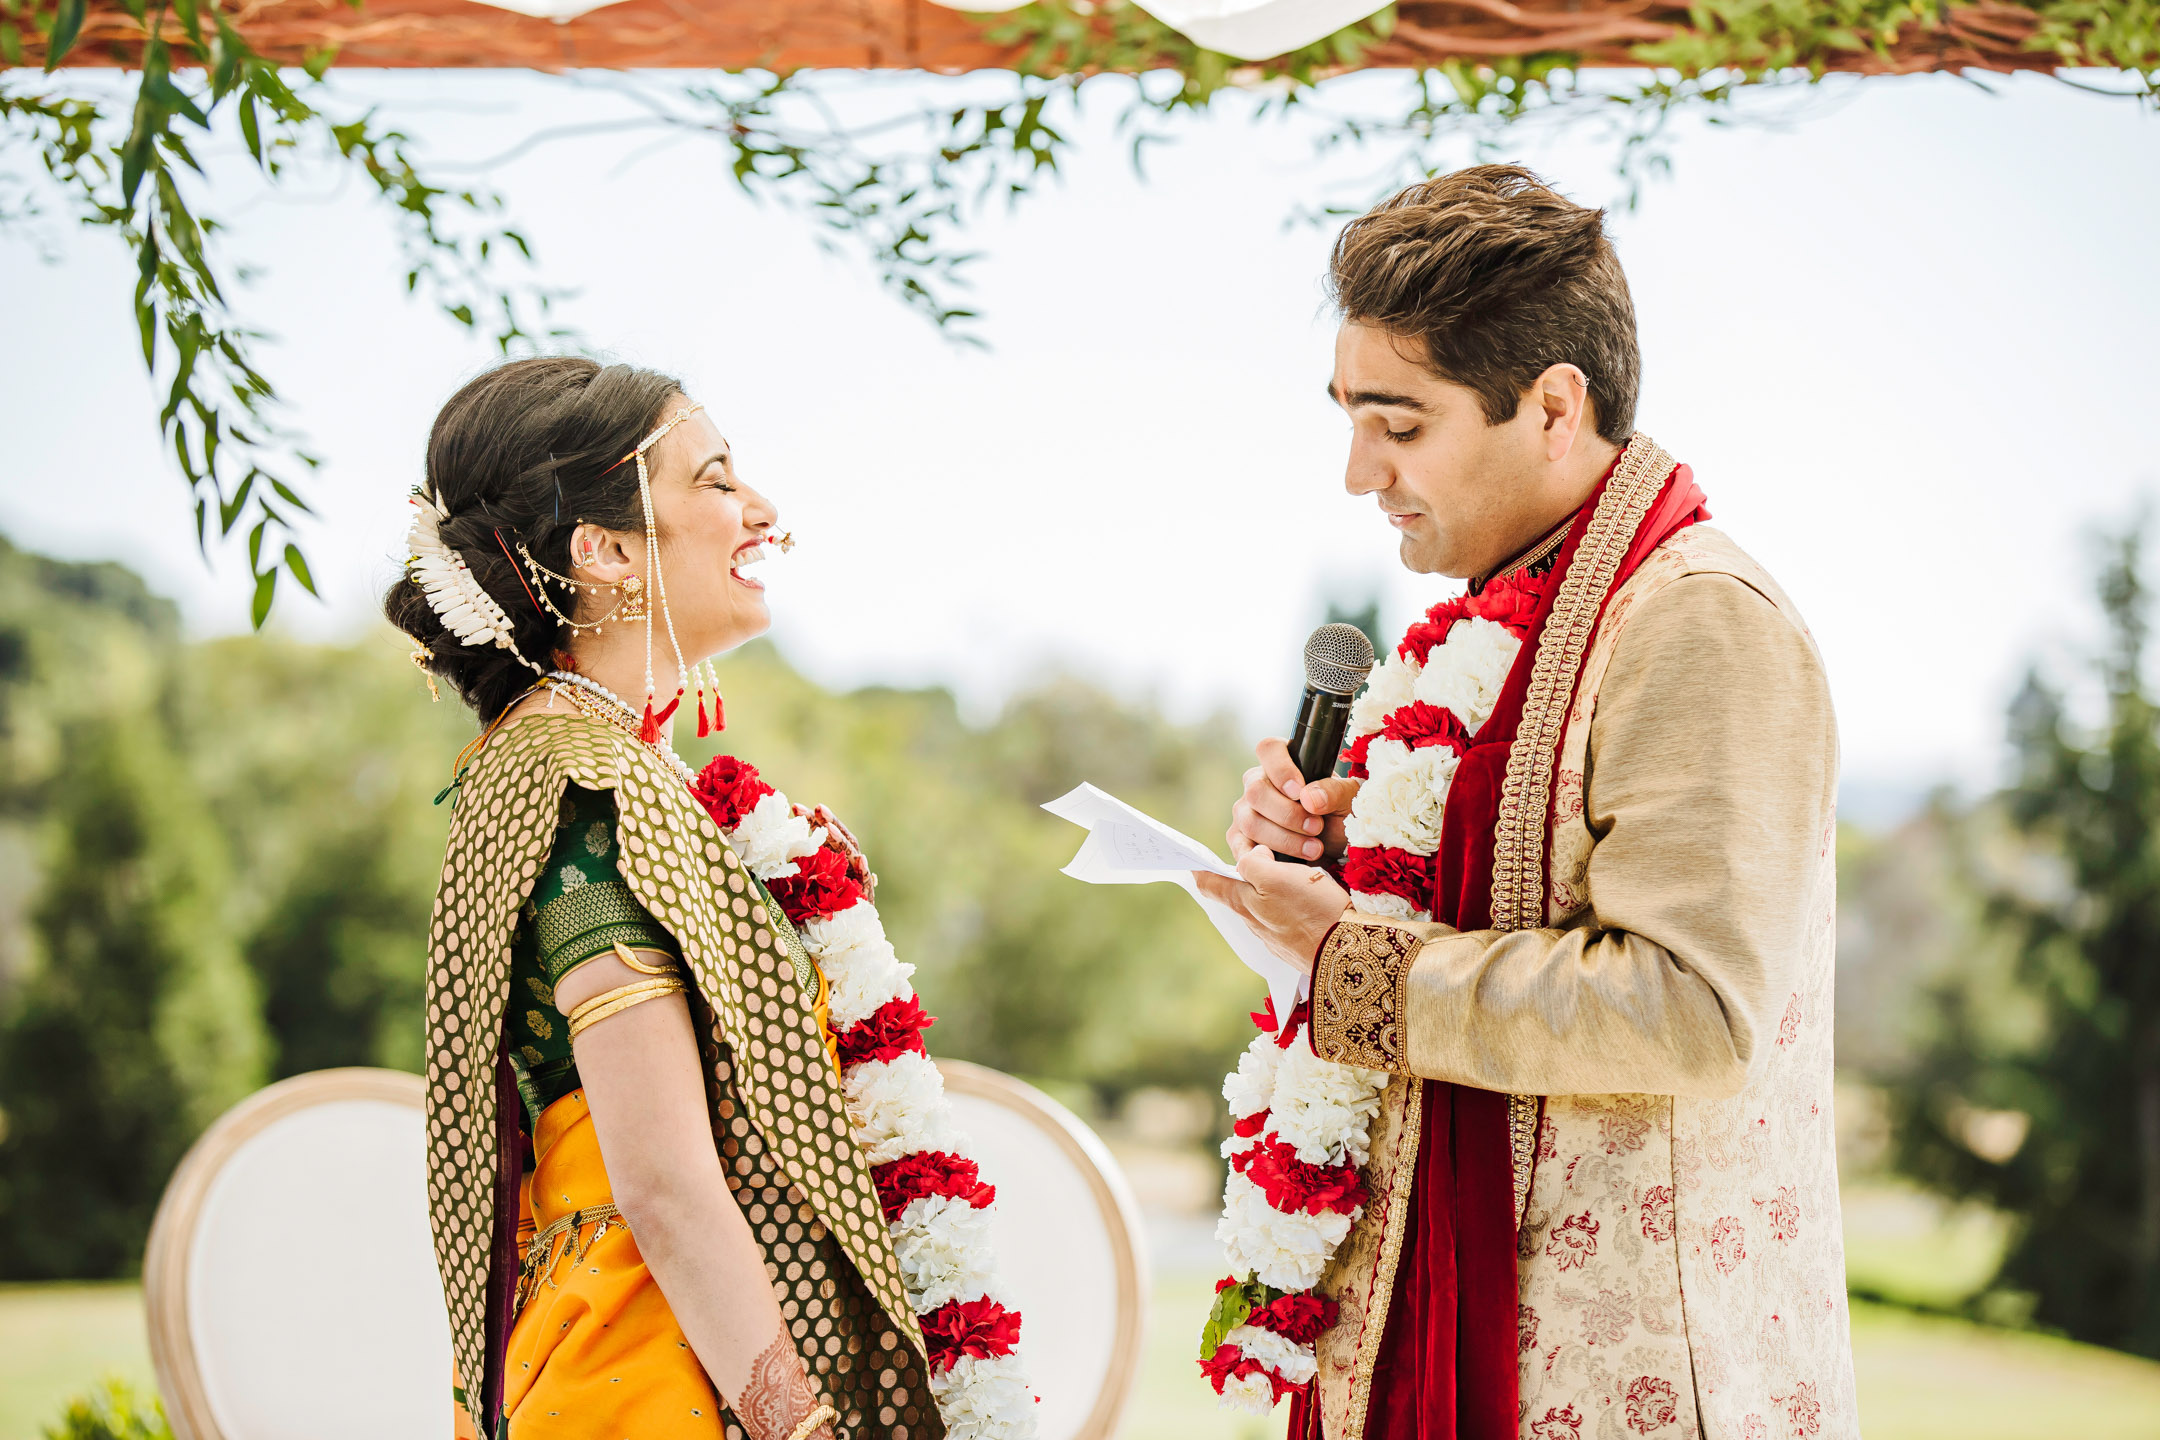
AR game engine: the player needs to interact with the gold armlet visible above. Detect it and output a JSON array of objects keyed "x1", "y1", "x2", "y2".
[
  {"x1": 610, "y1": 940, "x2": 678, "y2": 977},
  {"x1": 566, "y1": 976, "x2": 686, "y2": 1040},
  {"x1": 786, "y1": 1405, "x2": 838, "y2": 1440}
]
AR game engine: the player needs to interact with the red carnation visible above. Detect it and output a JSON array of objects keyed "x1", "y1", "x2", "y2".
[
  {"x1": 1341, "y1": 846, "x2": 1432, "y2": 911},
  {"x1": 1214, "y1": 1276, "x2": 1241, "y2": 1295},
  {"x1": 1342, "y1": 730, "x2": 1375, "y2": 779},
  {"x1": 1199, "y1": 1343, "x2": 1302, "y2": 1402},
  {"x1": 871, "y1": 1150, "x2": 995, "y2": 1221},
  {"x1": 921, "y1": 1296, "x2": 1022, "y2": 1374},
  {"x1": 690, "y1": 755, "x2": 774, "y2": 831},
  {"x1": 1381, "y1": 701, "x2": 1472, "y2": 757},
  {"x1": 1399, "y1": 595, "x2": 1473, "y2": 664},
  {"x1": 1246, "y1": 1292, "x2": 1340, "y2": 1346},
  {"x1": 1467, "y1": 574, "x2": 1543, "y2": 635},
  {"x1": 766, "y1": 844, "x2": 865, "y2": 924},
  {"x1": 838, "y1": 995, "x2": 935, "y2": 1069},
  {"x1": 1230, "y1": 1134, "x2": 1368, "y2": 1216},
  {"x1": 1232, "y1": 1109, "x2": 1270, "y2": 1139}
]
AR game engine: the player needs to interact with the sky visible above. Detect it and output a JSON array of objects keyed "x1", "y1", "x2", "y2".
[{"x1": 4, "y1": 66, "x2": 2157, "y2": 818}]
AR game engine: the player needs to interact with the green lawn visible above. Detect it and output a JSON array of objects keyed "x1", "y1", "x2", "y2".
[
  {"x1": 0, "y1": 1284, "x2": 154, "y2": 1440},
  {"x1": 9, "y1": 1270, "x2": 2160, "y2": 1440}
]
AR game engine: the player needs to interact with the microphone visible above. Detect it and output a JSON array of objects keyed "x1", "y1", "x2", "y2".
[{"x1": 1276, "y1": 622, "x2": 1377, "y2": 863}]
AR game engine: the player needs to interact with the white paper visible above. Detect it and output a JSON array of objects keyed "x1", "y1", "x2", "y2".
[{"x1": 1042, "y1": 783, "x2": 1305, "y2": 1022}]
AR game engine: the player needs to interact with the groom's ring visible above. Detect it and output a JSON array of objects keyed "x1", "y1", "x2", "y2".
[{"x1": 1307, "y1": 868, "x2": 1328, "y2": 883}]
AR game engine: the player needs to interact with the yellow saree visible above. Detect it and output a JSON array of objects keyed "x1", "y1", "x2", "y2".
[{"x1": 424, "y1": 714, "x2": 937, "y2": 1439}]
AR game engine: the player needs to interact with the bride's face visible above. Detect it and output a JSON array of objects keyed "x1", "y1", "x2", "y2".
[{"x1": 636, "y1": 405, "x2": 779, "y2": 658}]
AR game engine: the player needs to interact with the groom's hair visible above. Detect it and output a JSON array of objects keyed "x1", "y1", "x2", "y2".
[{"x1": 1328, "y1": 164, "x2": 1639, "y2": 445}]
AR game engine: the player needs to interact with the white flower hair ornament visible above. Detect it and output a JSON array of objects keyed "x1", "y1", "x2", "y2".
[{"x1": 406, "y1": 486, "x2": 543, "y2": 679}]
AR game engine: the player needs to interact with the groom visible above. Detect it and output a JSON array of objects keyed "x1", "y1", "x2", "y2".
[{"x1": 1197, "y1": 166, "x2": 1858, "y2": 1440}]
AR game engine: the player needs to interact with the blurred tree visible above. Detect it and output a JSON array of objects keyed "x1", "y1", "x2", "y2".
[
  {"x1": 1893, "y1": 522, "x2": 2160, "y2": 1355},
  {"x1": 0, "y1": 716, "x2": 266, "y2": 1278},
  {"x1": 0, "y1": 534, "x2": 1283, "y2": 1274}
]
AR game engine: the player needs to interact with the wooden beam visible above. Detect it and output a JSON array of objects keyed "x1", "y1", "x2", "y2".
[{"x1": 26, "y1": 0, "x2": 2065, "y2": 76}]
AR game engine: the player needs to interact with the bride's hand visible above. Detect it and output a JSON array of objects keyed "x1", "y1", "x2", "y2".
[{"x1": 798, "y1": 803, "x2": 876, "y2": 902}]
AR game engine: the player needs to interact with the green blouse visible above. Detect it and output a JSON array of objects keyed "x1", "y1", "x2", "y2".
[{"x1": 506, "y1": 784, "x2": 678, "y2": 1125}]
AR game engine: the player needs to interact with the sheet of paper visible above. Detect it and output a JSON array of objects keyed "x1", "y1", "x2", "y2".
[{"x1": 1042, "y1": 783, "x2": 1305, "y2": 1022}]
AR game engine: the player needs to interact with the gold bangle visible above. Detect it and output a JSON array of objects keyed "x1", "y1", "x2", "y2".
[
  {"x1": 566, "y1": 976, "x2": 686, "y2": 1040},
  {"x1": 611, "y1": 940, "x2": 678, "y2": 977},
  {"x1": 785, "y1": 1405, "x2": 838, "y2": 1440}
]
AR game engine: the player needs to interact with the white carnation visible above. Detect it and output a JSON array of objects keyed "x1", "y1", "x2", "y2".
[
  {"x1": 1216, "y1": 1171, "x2": 1354, "y2": 1293},
  {"x1": 1411, "y1": 617, "x2": 1519, "y2": 732},
  {"x1": 1360, "y1": 737, "x2": 1413, "y2": 783},
  {"x1": 1349, "y1": 890, "x2": 1429, "y2": 923},
  {"x1": 800, "y1": 901, "x2": 884, "y2": 955},
  {"x1": 842, "y1": 1052, "x2": 959, "y2": 1165},
  {"x1": 1343, "y1": 745, "x2": 1456, "y2": 855},
  {"x1": 821, "y1": 933, "x2": 916, "y2": 1031},
  {"x1": 1217, "y1": 1369, "x2": 1280, "y2": 1414},
  {"x1": 1224, "y1": 1325, "x2": 1319, "y2": 1385},
  {"x1": 728, "y1": 791, "x2": 826, "y2": 880},
  {"x1": 892, "y1": 1193, "x2": 1000, "y2": 1310},
  {"x1": 1348, "y1": 653, "x2": 1418, "y2": 736},
  {"x1": 1271, "y1": 1045, "x2": 1391, "y2": 1167},
  {"x1": 1222, "y1": 1033, "x2": 1282, "y2": 1118},
  {"x1": 929, "y1": 1352, "x2": 1039, "y2": 1440}
]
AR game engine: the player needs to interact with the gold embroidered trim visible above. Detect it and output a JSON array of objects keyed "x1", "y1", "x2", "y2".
[
  {"x1": 1508, "y1": 1093, "x2": 1543, "y2": 1226},
  {"x1": 1311, "y1": 921, "x2": 1420, "y2": 1072},
  {"x1": 1346, "y1": 1078, "x2": 1424, "y2": 1438},
  {"x1": 533, "y1": 879, "x2": 676, "y2": 980},
  {"x1": 1488, "y1": 433, "x2": 1675, "y2": 933}
]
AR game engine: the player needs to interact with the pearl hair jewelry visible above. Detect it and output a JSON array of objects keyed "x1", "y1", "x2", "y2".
[{"x1": 406, "y1": 487, "x2": 545, "y2": 681}]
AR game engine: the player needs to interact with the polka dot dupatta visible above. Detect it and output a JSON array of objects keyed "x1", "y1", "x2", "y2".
[{"x1": 424, "y1": 713, "x2": 928, "y2": 1437}]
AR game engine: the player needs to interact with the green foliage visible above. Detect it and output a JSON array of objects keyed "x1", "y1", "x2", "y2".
[
  {"x1": 8, "y1": 1, "x2": 2154, "y2": 634},
  {"x1": 1197, "y1": 1275, "x2": 1284, "y2": 1359},
  {"x1": 0, "y1": 712, "x2": 265, "y2": 1279},
  {"x1": 0, "y1": 536, "x2": 1274, "y2": 1276},
  {"x1": 1891, "y1": 521, "x2": 2160, "y2": 1355},
  {"x1": 39, "y1": 1380, "x2": 172, "y2": 1440},
  {"x1": 2, "y1": 0, "x2": 559, "y2": 626}
]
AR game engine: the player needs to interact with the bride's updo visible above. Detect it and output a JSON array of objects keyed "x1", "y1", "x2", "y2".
[{"x1": 384, "y1": 357, "x2": 683, "y2": 721}]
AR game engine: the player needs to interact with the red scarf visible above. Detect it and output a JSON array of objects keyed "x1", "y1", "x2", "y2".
[{"x1": 1294, "y1": 452, "x2": 1707, "y2": 1440}]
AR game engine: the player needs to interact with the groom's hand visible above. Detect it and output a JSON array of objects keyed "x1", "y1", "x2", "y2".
[
  {"x1": 1229, "y1": 738, "x2": 1359, "y2": 862},
  {"x1": 1194, "y1": 843, "x2": 1351, "y2": 977}
]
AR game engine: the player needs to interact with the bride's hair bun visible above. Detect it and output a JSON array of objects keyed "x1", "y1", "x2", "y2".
[{"x1": 383, "y1": 356, "x2": 684, "y2": 721}]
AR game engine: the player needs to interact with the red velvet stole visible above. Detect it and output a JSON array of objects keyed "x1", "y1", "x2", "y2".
[{"x1": 1292, "y1": 455, "x2": 1706, "y2": 1440}]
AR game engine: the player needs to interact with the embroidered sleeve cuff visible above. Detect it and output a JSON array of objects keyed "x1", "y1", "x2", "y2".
[{"x1": 1309, "y1": 916, "x2": 1422, "y2": 1073}]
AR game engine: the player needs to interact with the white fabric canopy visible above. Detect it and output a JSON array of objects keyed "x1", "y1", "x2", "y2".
[
  {"x1": 927, "y1": 0, "x2": 1391, "y2": 60},
  {"x1": 459, "y1": 0, "x2": 1389, "y2": 58}
]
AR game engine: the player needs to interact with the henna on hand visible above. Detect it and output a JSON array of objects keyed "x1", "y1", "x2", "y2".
[{"x1": 733, "y1": 1330, "x2": 833, "y2": 1440}]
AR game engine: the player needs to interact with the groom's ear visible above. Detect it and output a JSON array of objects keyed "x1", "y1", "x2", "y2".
[{"x1": 1531, "y1": 363, "x2": 1595, "y2": 460}]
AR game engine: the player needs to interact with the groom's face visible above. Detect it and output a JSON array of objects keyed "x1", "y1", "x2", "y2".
[{"x1": 1330, "y1": 321, "x2": 1545, "y2": 579}]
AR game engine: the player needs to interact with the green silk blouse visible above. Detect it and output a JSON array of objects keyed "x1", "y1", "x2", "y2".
[{"x1": 505, "y1": 784, "x2": 678, "y2": 1126}]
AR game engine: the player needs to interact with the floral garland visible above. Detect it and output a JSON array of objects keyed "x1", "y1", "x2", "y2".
[
  {"x1": 688, "y1": 754, "x2": 1037, "y2": 1440},
  {"x1": 1199, "y1": 572, "x2": 1548, "y2": 1412}
]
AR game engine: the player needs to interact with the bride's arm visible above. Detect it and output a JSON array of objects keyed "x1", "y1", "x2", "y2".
[{"x1": 558, "y1": 950, "x2": 832, "y2": 1440}]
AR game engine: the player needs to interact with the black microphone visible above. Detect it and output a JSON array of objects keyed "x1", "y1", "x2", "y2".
[{"x1": 1276, "y1": 622, "x2": 1377, "y2": 863}]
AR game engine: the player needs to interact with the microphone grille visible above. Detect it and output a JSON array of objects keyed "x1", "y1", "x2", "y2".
[{"x1": 1303, "y1": 622, "x2": 1377, "y2": 696}]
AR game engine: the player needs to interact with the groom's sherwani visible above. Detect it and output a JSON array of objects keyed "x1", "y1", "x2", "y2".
[{"x1": 1307, "y1": 449, "x2": 1858, "y2": 1440}]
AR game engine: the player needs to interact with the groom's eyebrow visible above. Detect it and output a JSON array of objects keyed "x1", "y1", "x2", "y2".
[{"x1": 1327, "y1": 382, "x2": 1432, "y2": 412}]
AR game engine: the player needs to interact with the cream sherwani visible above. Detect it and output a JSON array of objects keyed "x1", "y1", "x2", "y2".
[{"x1": 1309, "y1": 525, "x2": 1860, "y2": 1440}]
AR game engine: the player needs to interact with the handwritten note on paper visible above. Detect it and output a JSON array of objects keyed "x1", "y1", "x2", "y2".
[{"x1": 1042, "y1": 783, "x2": 1304, "y2": 1022}]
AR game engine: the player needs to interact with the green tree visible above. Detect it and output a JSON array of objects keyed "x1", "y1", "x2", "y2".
[
  {"x1": 1893, "y1": 523, "x2": 2160, "y2": 1355},
  {"x1": 0, "y1": 716, "x2": 265, "y2": 1278}
]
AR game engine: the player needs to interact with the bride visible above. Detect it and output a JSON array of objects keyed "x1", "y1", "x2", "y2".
[{"x1": 385, "y1": 357, "x2": 1031, "y2": 1440}]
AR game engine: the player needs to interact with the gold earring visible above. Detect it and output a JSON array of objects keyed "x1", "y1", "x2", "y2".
[{"x1": 618, "y1": 574, "x2": 647, "y2": 621}]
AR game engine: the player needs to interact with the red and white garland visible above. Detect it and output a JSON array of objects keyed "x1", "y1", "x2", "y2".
[
  {"x1": 689, "y1": 755, "x2": 1036, "y2": 1440},
  {"x1": 1200, "y1": 574, "x2": 1546, "y2": 1411}
]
